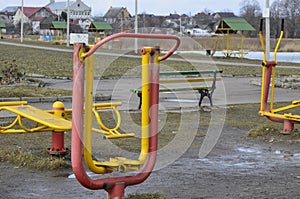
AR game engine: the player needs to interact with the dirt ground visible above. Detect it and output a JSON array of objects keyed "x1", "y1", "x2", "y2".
[{"x1": 1, "y1": 124, "x2": 300, "y2": 199}]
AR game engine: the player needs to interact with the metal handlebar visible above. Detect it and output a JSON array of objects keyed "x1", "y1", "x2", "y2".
[{"x1": 80, "y1": 32, "x2": 180, "y2": 62}]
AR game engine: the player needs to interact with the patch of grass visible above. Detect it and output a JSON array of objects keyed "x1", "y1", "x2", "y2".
[
  {"x1": 0, "y1": 148, "x2": 69, "y2": 170},
  {"x1": 247, "y1": 125, "x2": 280, "y2": 137},
  {"x1": 0, "y1": 85, "x2": 72, "y2": 98},
  {"x1": 126, "y1": 192, "x2": 167, "y2": 199},
  {"x1": 1, "y1": 42, "x2": 300, "y2": 80}
]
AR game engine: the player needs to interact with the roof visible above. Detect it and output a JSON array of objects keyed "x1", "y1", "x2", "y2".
[
  {"x1": 215, "y1": 17, "x2": 255, "y2": 34},
  {"x1": 20, "y1": 7, "x2": 53, "y2": 18},
  {"x1": 0, "y1": 21, "x2": 5, "y2": 28},
  {"x1": 213, "y1": 12, "x2": 236, "y2": 18},
  {"x1": 50, "y1": 21, "x2": 67, "y2": 29},
  {"x1": 104, "y1": 7, "x2": 123, "y2": 18},
  {"x1": 88, "y1": 21, "x2": 112, "y2": 32},
  {"x1": 32, "y1": 16, "x2": 46, "y2": 21},
  {"x1": 1, "y1": 6, "x2": 18, "y2": 13},
  {"x1": 46, "y1": 1, "x2": 75, "y2": 11}
]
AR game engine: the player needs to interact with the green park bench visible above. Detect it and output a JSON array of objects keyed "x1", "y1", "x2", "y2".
[{"x1": 131, "y1": 69, "x2": 223, "y2": 109}]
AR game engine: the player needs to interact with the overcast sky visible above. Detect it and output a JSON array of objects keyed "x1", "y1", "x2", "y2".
[{"x1": 0, "y1": 0, "x2": 272, "y2": 16}]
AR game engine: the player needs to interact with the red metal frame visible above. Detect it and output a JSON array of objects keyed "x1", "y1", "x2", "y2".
[{"x1": 71, "y1": 33, "x2": 180, "y2": 198}]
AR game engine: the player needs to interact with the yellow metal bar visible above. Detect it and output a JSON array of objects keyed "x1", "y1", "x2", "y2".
[
  {"x1": 0, "y1": 117, "x2": 18, "y2": 130},
  {"x1": 272, "y1": 103, "x2": 300, "y2": 113},
  {"x1": 260, "y1": 111, "x2": 300, "y2": 122},
  {"x1": 93, "y1": 102, "x2": 122, "y2": 109},
  {"x1": 274, "y1": 31, "x2": 284, "y2": 62},
  {"x1": 92, "y1": 106, "x2": 121, "y2": 133},
  {"x1": 226, "y1": 31, "x2": 230, "y2": 55},
  {"x1": 83, "y1": 53, "x2": 110, "y2": 174},
  {"x1": 260, "y1": 66, "x2": 266, "y2": 112},
  {"x1": 0, "y1": 101, "x2": 28, "y2": 106},
  {"x1": 259, "y1": 31, "x2": 266, "y2": 63},
  {"x1": 138, "y1": 47, "x2": 152, "y2": 162}
]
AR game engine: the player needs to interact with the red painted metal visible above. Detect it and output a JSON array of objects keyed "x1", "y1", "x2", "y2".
[
  {"x1": 83, "y1": 32, "x2": 180, "y2": 61},
  {"x1": 71, "y1": 34, "x2": 179, "y2": 197},
  {"x1": 48, "y1": 102, "x2": 67, "y2": 155},
  {"x1": 283, "y1": 119, "x2": 294, "y2": 132},
  {"x1": 261, "y1": 61, "x2": 299, "y2": 131},
  {"x1": 261, "y1": 61, "x2": 283, "y2": 123}
]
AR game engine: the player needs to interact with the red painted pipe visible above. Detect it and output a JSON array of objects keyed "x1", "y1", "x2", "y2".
[
  {"x1": 83, "y1": 32, "x2": 180, "y2": 61},
  {"x1": 71, "y1": 33, "x2": 178, "y2": 194},
  {"x1": 261, "y1": 61, "x2": 283, "y2": 123}
]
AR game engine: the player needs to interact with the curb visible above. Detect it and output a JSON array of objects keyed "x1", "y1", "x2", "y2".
[{"x1": 0, "y1": 95, "x2": 112, "y2": 103}]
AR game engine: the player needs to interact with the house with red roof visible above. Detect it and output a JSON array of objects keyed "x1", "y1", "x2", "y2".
[{"x1": 13, "y1": 7, "x2": 57, "y2": 34}]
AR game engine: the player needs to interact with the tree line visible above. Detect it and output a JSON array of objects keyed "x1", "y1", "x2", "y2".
[{"x1": 239, "y1": 0, "x2": 300, "y2": 38}]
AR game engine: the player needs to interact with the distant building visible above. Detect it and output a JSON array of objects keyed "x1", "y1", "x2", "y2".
[
  {"x1": 104, "y1": 7, "x2": 131, "y2": 24},
  {"x1": 46, "y1": 0, "x2": 91, "y2": 20},
  {"x1": 0, "y1": 6, "x2": 18, "y2": 21},
  {"x1": 213, "y1": 12, "x2": 236, "y2": 19},
  {"x1": 13, "y1": 7, "x2": 57, "y2": 26},
  {"x1": 103, "y1": 7, "x2": 132, "y2": 32}
]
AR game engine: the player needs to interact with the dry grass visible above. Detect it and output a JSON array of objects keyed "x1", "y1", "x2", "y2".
[
  {"x1": 0, "y1": 148, "x2": 69, "y2": 170},
  {"x1": 0, "y1": 85, "x2": 72, "y2": 97}
]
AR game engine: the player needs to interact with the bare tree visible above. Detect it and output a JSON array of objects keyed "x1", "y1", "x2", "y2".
[
  {"x1": 239, "y1": 0, "x2": 262, "y2": 37},
  {"x1": 270, "y1": 0, "x2": 284, "y2": 38},
  {"x1": 281, "y1": 0, "x2": 300, "y2": 38}
]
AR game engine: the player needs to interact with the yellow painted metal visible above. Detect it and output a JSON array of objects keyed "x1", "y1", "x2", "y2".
[
  {"x1": 138, "y1": 47, "x2": 152, "y2": 162},
  {"x1": 259, "y1": 27, "x2": 300, "y2": 123},
  {"x1": 274, "y1": 31, "x2": 284, "y2": 62},
  {"x1": 259, "y1": 30, "x2": 266, "y2": 63},
  {"x1": 83, "y1": 53, "x2": 139, "y2": 174},
  {"x1": 83, "y1": 53, "x2": 109, "y2": 174},
  {"x1": 260, "y1": 65, "x2": 266, "y2": 113},
  {"x1": 92, "y1": 105, "x2": 135, "y2": 139},
  {"x1": 94, "y1": 157, "x2": 141, "y2": 172},
  {"x1": 292, "y1": 100, "x2": 300, "y2": 105},
  {"x1": 0, "y1": 101, "x2": 28, "y2": 106},
  {"x1": 260, "y1": 111, "x2": 300, "y2": 122},
  {"x1": 0, "y1": 105, "x2": 71, "y2": 131},
  {"x1": 272, "y1": 102, "x2": 300, "y2": 113},
  {"x1": 82, "y1": 46, "x2": 163, "y2": 173},
  {"x1": 0, "y1": 100, "x2": 126, "y2": 137}
]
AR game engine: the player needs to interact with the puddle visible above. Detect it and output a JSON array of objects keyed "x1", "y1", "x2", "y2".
[
  {"x1": 68, "y1": 171, "x2": 102, "y2": 179},
  {"x1": 236, "y1": 147, "x2": 262, "y2": 154},
  {"x1": 196, "y1": 146, "x2": 300, "y2": 175}
]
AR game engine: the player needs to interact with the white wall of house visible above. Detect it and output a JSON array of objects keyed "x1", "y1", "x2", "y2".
[
  {"x1": 69, "y1": 1, "x2": 91, "y2": 19},
  {"x1": 32, "y1": 21, "x2": 40, "y2": 33},
  {"x1": 13, "y1": 9, "x2": 30, "y2": 25}
]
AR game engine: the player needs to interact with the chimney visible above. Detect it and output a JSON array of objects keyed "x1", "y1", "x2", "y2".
[{"x1": 50, "y1": 0, "x2": 55, "y2": 3}]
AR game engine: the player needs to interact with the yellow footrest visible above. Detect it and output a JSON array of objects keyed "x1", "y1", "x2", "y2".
[
  {"x1": 104, "y1": 133, "x2": 135, "y2": 139},
  {"x1": 94, "y1": 157, "x2": 143, "y2": 172}
]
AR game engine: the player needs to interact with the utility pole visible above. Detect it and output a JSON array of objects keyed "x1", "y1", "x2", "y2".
[
  {"x1": 21, "y1": 0, "x2": 24, "y2": 43},
  {"x1": 134, "y1": 0, "x2": 138, "y2": 53},
  {"x1": 66, "y1": 0, "x2": 70, "y2": 47},
  {"x1": 265, "y1": 0, "x2": 270, "y2": 60}
]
